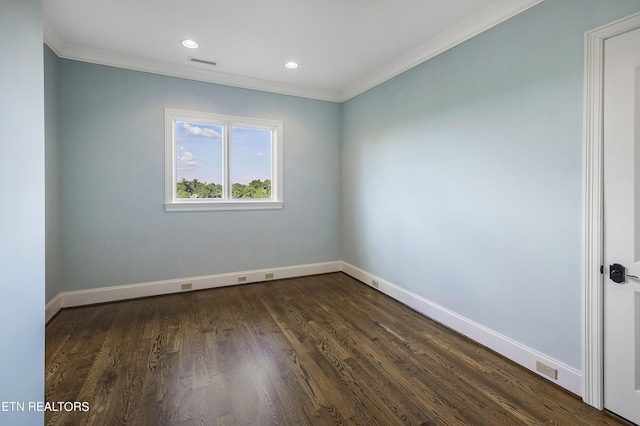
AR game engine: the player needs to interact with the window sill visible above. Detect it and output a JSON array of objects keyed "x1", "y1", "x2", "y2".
[{"x1": 165, "y1": 200, "x2": 284, "y2": 212}]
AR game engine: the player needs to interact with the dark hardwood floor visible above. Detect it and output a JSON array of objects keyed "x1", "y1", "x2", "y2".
[{"x1": 46, "y1": 272, "x2": 628, "y2": 425}]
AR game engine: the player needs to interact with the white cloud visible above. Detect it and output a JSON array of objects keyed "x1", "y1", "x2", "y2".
[
  {"x1": 177, "y1": 146, "x2": 202, "y2": 170},
  {"x1": 182, "y1": 123, "x2": 221, "y2": 138},
  {"x1": 256, "y1": 152, "x2": 263, "y2": 157}
]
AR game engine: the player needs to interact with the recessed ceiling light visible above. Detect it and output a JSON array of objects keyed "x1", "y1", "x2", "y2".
[
  {"x1": 181, "y1": 39, "x2": 199, "y2": 49},
  {"x1": 284, "y1": 61, "x2": 299, "y2": 69}
]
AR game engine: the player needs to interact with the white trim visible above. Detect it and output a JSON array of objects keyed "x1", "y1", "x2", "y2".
[
  {"x1": 340, "y1": 0, "x2": 544, "y2": 101},
  {"x1": 341, "y1": 262, "x2": 582, "y2": 395},
  {"x1": 164, "y1": 108, "x2": 284, "y2": 212},
  {"x1": 42, "y1": 18, "x2": 66, "y2": 56},
  {"x1": 43, "y1": 36, "x2": 343, "y2": 103},
  {"x1": 45, "y1": 259, "x2": 582, "y2": 394},
  {"x1": 164, "y1": 200, "x2": 283, "y2": 212},
  {"x1": 582, "y1": 10, "x2": 640, "y2": 410},
  {"x1": 45, "y1": 293, "x2": 63, "y2": 323},
  {"x1": 43, "y1": 2, "x2": 542, "y2": 104},
  {"x1": 45, "y1": 261, "x2": 341, "y2": 321},
  {"x1": 42, "y1": 32, "x2": 342, "y2": 103}
]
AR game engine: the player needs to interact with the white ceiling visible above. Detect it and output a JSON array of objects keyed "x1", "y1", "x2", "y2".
[{"x1": 43, "y1": 0, "x2": 542, "y2": 103}]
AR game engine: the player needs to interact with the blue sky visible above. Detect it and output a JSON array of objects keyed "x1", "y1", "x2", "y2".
[{"x1": 176, "y1": 121, "x2": 271, "y2": 185}]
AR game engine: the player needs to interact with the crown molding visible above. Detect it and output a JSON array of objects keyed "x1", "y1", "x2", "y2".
[
  {"x1": 339, "y1": 0, "x2": 544, "y2": 102},
  {"x1": 43, "y1": 19, "x2": 342, "y2": 103},
  {"x1": 43, "y1": 0, "x2": 543, "y2": 104},
  {"x1": 42, "y1": 17, "x2": 66, "y2": 56}
]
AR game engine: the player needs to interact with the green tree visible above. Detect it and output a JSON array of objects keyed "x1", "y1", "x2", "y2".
[
  {"x1": 176, "y1": 178, "x2": 222, "y2": 199},
  {"x1": 232, "y1": 179, "x2": 271, "y2": 199},
  {"x1": 177, "y1": 178, "x2": 270, "y2": 199}
]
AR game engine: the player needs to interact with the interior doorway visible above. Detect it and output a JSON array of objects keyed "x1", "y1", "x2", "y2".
[{"x1": 582, "y1": 10, "x2": 640, "y2": 420}]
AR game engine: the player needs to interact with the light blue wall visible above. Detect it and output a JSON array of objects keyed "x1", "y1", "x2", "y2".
[
  {"x1": 0, "y1": 0, "x2": 45, "y2": 423},
  {"x1": 43, "y1": 0, "x2": 640, "y2": 377},
  {"x1": 341, "y1": 0, "x2": 640, "y2": 370},
  {"x1": 45, "y1": 46, "x2": 62, "y2": 302},
  {"x1": 56, "y1": 60, "x2": 342, "y2": 292}
]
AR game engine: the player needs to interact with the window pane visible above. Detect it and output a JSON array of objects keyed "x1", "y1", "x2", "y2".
[
  {"x1": 231, "y1": 127, "x2": 272, "y2": 199},
  {"x1": 175, "y1": 121, "x2": 223, "y2": 199}
]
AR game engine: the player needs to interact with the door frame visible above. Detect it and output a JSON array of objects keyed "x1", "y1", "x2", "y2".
[{"x1": 582, "y1": 10, "x2": 640, "y2": 410}]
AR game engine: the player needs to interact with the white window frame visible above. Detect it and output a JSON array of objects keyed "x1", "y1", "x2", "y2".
[{"x1": 165, "y1": 108, "x2": 283, "y2": 211}]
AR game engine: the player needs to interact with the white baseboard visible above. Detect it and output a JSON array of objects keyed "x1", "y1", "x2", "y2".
[
  {"x1": 45, "y1": 293, "x2": 63, "y2": 323},
  {"x1": 44, "y1": 259, "x2": 581, "y2": 396},
  {"x1": 45, "y1": 261, "x2": 341, "y2": 323},
  {"x1": 340, "y1": 262, "x2": 582, "y2": 396}
]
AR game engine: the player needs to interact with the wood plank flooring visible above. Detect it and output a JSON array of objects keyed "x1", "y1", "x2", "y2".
[{"x1": 46, "y1": 272, "x2": 629, "y2": 425}]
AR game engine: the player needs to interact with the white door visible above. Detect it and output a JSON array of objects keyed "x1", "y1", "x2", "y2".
[{"x1": 603, "y1": 26, "x2": 640, "y2": 424}]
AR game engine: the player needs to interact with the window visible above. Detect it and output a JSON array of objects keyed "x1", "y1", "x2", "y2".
[{"x1": 165, "y1": 108, "x2": 283, "y2": 211}]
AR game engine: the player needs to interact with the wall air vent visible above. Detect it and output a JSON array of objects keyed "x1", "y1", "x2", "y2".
[{"x1": 189, "y1": 57, "x2": 218, "y2": 67}]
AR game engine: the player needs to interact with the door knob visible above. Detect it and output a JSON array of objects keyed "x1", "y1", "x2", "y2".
[{"x1": 610, "y1": 263, "x2": 639, "y2": 283}]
